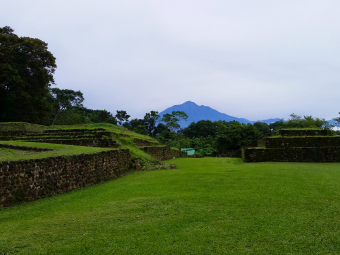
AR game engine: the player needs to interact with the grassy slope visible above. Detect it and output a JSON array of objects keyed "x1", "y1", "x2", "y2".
[
  {"x1": 41, "y1": 123, "x2": 161, "y2": 162},
  {"x1": 0, "y1": 123, "x2": 162, "y2": 163},
  {"x1": 1, "y1": 158, "x2": 340, "y2": 254},
  {"x1": 49, "y1": 123, "x2": 159, "y2": 142},
  {"x1": 0, "y1": 141, "x2": 112, "y2": 162}
]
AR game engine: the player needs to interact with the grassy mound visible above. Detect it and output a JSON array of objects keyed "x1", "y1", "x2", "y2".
[{"x1": 0, "y1": 122, "x2": 163, "y2": 163}]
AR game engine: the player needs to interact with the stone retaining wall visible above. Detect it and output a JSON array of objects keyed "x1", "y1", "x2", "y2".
[
  {"x1": 171, "y1": 149, "x2": 187, "y2": 158},
  {"x1": 0, "y1": 149, "x2": 130, "y2": 208},
  {"x1": 243, "y1": 147, "x2": 340, "y2": 163},
  {"x1": 134, "y1": 138, "x2": 159, "y2": 147},
  {"x1": 279, "y1": 129, "x2": 331, "y2": 136},
  {"x1": 143, "y1": 146, "x2": 186, "y2": 160},
  {"x1": 15, "y1": 138, "x2": 119, "y2": 148},
  {"x1": 266, "y1": 137, "x2": 340, "y2": 148}
]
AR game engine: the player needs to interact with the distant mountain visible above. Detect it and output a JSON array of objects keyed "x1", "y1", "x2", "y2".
[{"x1": 158, "y1": 101, "x2": 281, "y2": 128}]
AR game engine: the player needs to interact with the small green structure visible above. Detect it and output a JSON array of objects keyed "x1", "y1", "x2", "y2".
[
  {"x1": 181, "y1": 147, "x2": 206, "y2": 158},
  {"x1": 181, "y1": 148, "x2": 195, "y2": 156}
]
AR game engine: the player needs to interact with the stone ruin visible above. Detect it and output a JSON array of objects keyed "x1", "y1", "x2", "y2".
[{"x1": 242, "y1": 129, "x2": 340, "y2": 162}]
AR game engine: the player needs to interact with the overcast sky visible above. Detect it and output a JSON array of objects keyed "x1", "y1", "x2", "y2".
[{"x1": 1, "y1": 0, "x2": 340, "y2": 121}]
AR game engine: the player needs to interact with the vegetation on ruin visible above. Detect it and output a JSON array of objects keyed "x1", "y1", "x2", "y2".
[
  {"x1": 0, "y1": 122, "x2": 163, "y2": 163},
  {"x1": 0, "y1": 141, "x2": 112, "y2": 162},
  {"x1": 1, "y1": 158, "x2": 340, "y2": 254}
]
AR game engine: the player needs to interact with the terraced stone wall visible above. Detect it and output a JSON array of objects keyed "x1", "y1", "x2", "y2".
[
  {"x1": 17, "y1": 138, "x2": 119, "y2": 148},
  {"x1": 143, "y1": 147, "x2": 187, "y2": 160},
  {"x1": 0, "y1": 149, "x2": 130, "y2": 208},
  {"x1": 134, "y1": 138, "x2": 159, "y2": 146},
  {"x1": 171, "y1": 149, "x2": 187, "y2": 158},
  {"x1": 266, "y1": 137, "x2": 340, "y2": 148},
  {"x1": 243, "y1": 147, "x2": 340, "y2": 163},
  {"x1": 279, "y1": 129, "x2": 331, "y2": 136}
]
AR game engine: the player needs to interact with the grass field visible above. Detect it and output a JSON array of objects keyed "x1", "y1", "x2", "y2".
[{"x1": 1, "y1": 158, "x2": 340, "y2": 254}]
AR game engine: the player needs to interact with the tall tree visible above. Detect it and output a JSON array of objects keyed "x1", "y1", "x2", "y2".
[
  {"x1": 215, "y1": 121, "x2": 261, "y2": 152},
  {"x1": 144, "y1": 111, "x2": 160, "y2": 136},
  {"x1": 0, "y1": 26, "x2": 56, "y2": 124},
  {"x1": 183, "y1": 120, "x2": 218, "y2": 138},
  {"x1": 115, "y1": 110, "x2": 130, "y2": 125},
  {"x1": 50, "y1": 88, "x2": 84, "y2": 125},
  {"x1": 160, "y1": 111, "x2": 188, "y2": 132},
  {"x1": 84, "y1": 109, "x2": 117, "y2": 125},
  {"x1": 253, "y1": 122, "x2": 270, "y2": 135}
]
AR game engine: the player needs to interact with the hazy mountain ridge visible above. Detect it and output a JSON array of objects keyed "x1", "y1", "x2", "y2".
[{"x1": 159, "y1": 101, "x2": 281, "y2": 128}]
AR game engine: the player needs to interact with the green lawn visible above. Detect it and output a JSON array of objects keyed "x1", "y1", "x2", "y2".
[{"x1": 1, "y1": 158, "x2": 340, "y2": 254}]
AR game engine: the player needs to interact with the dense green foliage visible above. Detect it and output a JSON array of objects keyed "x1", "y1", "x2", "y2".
[
  {"x1": 50, "y1": 88, "x2": 84, "y2": 125},
  {"x1": 269, "y1": 114, "x2": 330, "y2": 131},
  {"x1": 123, "y1": 111, "x2": 160, "y2": 136},
  {"x1": 160, "y1": 111, "x2": 188, "y2": 132},
  {"x1": 0, "y1": 26, "x2": 56, "y2": 125},
  {"x1": 1, "y1": 158, "x2": 340, "y2": 254},
  {"x1": 156, "y1": 120, "x2": 262, "y2": 155},
  {"x1": 154, "y1": 114, "x2": 332, "y2": 156},
  {"x1": 115, "y1": 110, "x2": 130, "y2": 125}
]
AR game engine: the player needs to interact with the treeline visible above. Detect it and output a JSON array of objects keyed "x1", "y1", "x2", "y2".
[{"x1": 122, "y1": 113, "x2": 332, "y2": 156}]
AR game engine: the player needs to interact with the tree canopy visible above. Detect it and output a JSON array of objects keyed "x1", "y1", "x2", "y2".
[
  {"x1": 0, "y1": 26, "x2": 56, "y2": 124},
  {"x1": 50, "y1": 88, "x2": 84, "y2": 125},
  {"x1": 160, "y1": 111, "x2": 188, "y2": 132},
  {"x1": 115, "y1": 110, "x2": 130, "y2": 125}
]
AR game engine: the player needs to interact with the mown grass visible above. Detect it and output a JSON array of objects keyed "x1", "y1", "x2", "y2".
[
  {"x1": 0, "y1": 141, "x2": 111, "y2": 162},
  {"x1": 1, "y1": 158, "x2": 340, "y2": 254}
]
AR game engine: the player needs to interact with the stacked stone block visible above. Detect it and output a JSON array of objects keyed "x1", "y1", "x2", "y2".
[
  {"x1": 0, "y1": 149, "x2": 130, "y2": 208},
  {"x1": 143, "y1": 147, "x2": 187, "y2": 161},
  {"x1": 243, "y1": 129, "x2": 340, "y2": 162},
  {"x1": 6, "y1": 129, "x2": 120, "y2": 148}
]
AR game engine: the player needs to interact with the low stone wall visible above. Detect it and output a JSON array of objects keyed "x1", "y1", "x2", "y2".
[
  {"x1": 243, "y1": 147, "x2": 340, "y2": 163},
  {"x1": 0, "y1": 144, "x2": 53, "y2": 152},
  {"x1": 266, "y1": 137, "x2": 340, "y2": 148},
  {"x1": 0, "y1": 149, "x2": 130, "y2": 208},
  {"x1": 143, "y1": 146, "x2": 170, "y2": 161},
  {"x1": 143, "y1": 146, "x2": 186, "y2": 160},
  {"x1": 16, "y1": 138, "x2": 119, "y2": 148},
  {"x1": 171, "y1": 149, "x2": 187, "y2": 158},
  {"x1": 23, "y1": 132, "x2": 113, "y2": 139}
]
